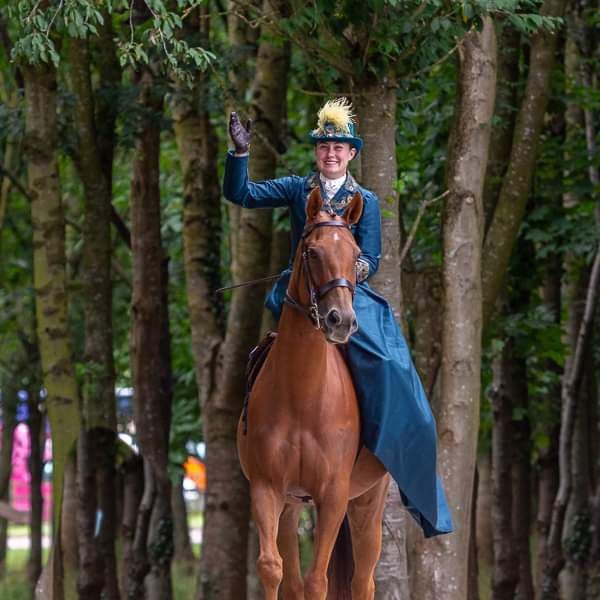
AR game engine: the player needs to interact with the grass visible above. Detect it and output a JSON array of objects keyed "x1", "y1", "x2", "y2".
[
  {"x1": 0, "y1": 549, "x2": 33, "y2": 600},
  {"x1": 0, "y1": 547, "x2": 199, "y2": 599}
]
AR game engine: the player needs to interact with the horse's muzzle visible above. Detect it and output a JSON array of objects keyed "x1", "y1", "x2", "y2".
[{"x1": 323, "y1": 308, "x2": 358, "y2": 344}]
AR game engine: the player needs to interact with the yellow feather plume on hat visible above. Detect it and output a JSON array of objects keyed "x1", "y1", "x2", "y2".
[{"x1": 312, "y1": 97, "x2": 355, "y2": 135}]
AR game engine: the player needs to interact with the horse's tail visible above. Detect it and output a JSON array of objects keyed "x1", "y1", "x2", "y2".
[{"x1": 327, "y1": 514, "x2": 354, "y2": 599}]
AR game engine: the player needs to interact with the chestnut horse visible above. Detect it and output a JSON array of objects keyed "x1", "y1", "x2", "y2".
[{"x1": 237, "y1": 188, "x2": 389, "y2": 599}]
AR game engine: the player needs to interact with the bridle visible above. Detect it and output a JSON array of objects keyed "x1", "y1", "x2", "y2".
[{"x1": 284, "y1": 220, "x2": 357, "y2": 330}]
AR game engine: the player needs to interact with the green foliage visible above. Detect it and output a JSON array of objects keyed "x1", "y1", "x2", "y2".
[
  {"x1": 6, "y1": 0, "x2": 215, "y2": 81},
  {"x1": 8, "y1": 0, "x2": 105, "y2": 66}
]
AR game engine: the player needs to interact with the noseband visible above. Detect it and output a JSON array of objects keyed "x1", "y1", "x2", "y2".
[{"x1": 284, "y1": 220, "x2": 356, "y2": 330}]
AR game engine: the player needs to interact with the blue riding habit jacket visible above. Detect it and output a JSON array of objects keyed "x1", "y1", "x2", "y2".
[{"x1": 223, "y1": 151, "x2": 453, "y2": 537}]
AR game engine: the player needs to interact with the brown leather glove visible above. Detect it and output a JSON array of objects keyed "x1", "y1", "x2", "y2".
[{"x1": 229, "y1": 112, "x2": 252, "y2": 154}]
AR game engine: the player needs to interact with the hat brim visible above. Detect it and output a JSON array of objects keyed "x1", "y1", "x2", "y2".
[{"x1": 309, "y1": 134, "x2": 363, "y2": 153}]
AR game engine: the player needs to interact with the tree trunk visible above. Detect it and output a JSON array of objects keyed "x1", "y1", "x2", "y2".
[
  {"x1": 0, "y1": 379, "x2": 17, "y2": 578},
  {"x1": 511, "y1": 361, "x2": 533, "y2": 600},
  {"x1": 27, "y1": 384, "x2": 44, "y2": 597},
  {"x1": 23, "y1": 60, "x2": 81, "y2": 600},
  {"x1": 130, "y1": 66, "x2": 173, "y2": 600},
  {"x1": 490, "y1": 340, "x2": 518, "y2": 600},
  {"x1": 535, "y1": 253, "x2": 561, "y2": 595},
  {"x1": 561, "y1": 365, "x2": 592, "y2": 600},
  {"x1": 353, "y1": 72, "x2": 413, "y2": 600},
  {"x1": 171, "y1": 10, "x2": 225, "y2": 597},
  {"x1": 67, "y1": 34, "x2": 119, "y2": 600},
  {"x1": 225, "y1": 0, "x2": 257, "y2": 281},
  {"x1": 411, "y1": 19, "x2": 496, "y2": 600},
  {"x1": 482, "y1": 23, "x2": 520, "y2": 232},
  {"x1": 476, "y1": 456, "x2": 494, "y2": 580},
  {"x1": 543, "y1": 224, "x2": 600, "y2": 600},
  {"x1": 171, "y1": 476, "x2": 194, "y2": 565},
  {"x1": 354, "y1": 75, "x2": 400, "y2": 316},
  {"x1": 559, "y1": 259, "x2": 593, "y2": 600},
  {"x1": 468, "y1": 468, "x2": 480, "y2": 600},
  {"x1": 373, "y1": 484, "x2": 410, "y2": 599},
  {"x1": 199, "y1": 15, "x2": 289, "y2": 600},
  {"x1": 481, "y1": 0, "x2": 567, "y2": 326}
]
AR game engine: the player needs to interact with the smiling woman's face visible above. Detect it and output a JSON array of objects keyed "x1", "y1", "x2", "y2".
[{"x1": 314, "y1": 141, "x2": 356, "y2": 179}]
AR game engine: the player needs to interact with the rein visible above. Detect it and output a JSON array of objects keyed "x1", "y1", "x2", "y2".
[{"x1": 284, "y1": 220, "x2": 356, "y2": 330}]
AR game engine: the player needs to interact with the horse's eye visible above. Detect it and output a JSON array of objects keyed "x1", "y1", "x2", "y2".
[{"x1": 307, "y1": 248, "x2": 319, "y2": 259}]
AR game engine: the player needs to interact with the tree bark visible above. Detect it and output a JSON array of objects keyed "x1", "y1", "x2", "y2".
[
  {"x1": 510, "y1": 359, "x2": 533, "y2": 600},
  {"x1": 23, "y1": 60, "x2": 81, "y2": 600},
  {"x1": 171, "y1": 476, "x2": 195, "y2": 565},
  {"x1": 27, "y1": 384, "x2": 44, "y2": 596},
  {"x1": 67, "y1": 34, "x2": 119, "y2": 600},
  {"x1": 130, "y1": 66, "x2": 173, "y2": 600},
  {"x1": 476, "y1": 455, "x2": 494, "y2": 569},
  {"x1": 468, "y1": 468, "x2": 480, "y2": 600},
  {"x1": 198, "y1": 3, "x2": 290, "y2": 595},
  {"x1": 482, "y1": 0, "x2": 567, "y2": 326},
  {"x1": 543, "y1": 225, "x2": 600, "y2": 599},
  {"x1": 0, "y1": 378, "x2": 17, "y2": 578},
  {"x1": 482, "y1": 23, "x2": 520, "y2": 232},
  {"x1": 490, "y1": 341, "x2": 518, "y2": 600},
  {"x1": 411, "y1": 18, "x2": 496, "y2": 600},
  {"x1": 353, "y1": 72, "x2": 414, "y2": 600},
  {"x1": 354, "y1": 75, "x2": 400, "y2": 316}
]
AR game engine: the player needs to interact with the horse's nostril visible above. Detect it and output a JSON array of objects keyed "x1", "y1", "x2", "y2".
[
  {"x1": 327, "y1": 309, "x2": 342, "y2": 327},
  {"x1": 351, "y1": 317, "x2": 357, "y2": 331}
]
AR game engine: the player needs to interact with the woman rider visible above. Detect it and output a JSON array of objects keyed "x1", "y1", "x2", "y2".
[{"x1": 224, "y1": 98, "x2": 453, "y2": 537}]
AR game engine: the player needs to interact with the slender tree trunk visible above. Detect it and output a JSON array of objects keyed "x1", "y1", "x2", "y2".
[
  {"x1": 129, "y1": 66, "x2": 172, "y2": 600},
  {"x1": 354, "y1": 75, "x2": 400, "y2": 315},
  {"x1": 0, "y1": 379, "x2": 17, "y2": 578},
  {"x1": 23, "y1": 61, "x2": 81, "y2": 600},
  {"x1": 171, "y1": 11, "x2": 225, "y2": 597},
  {"x1": 412, "y1": 19, "x2": 496, "y2": 600},
  {"x1": 0, "y1": 87, "x2": 21, "y2": 232},
  {"x1": 353, "y1": 72, "x2": 413, "y2": 600},
  {"x1": 226, "y1": 0, "x2": 257, "y2": 280},
  {"x1": 511, "y1": 363, "x2": 534, "y2": 600},
  {"x1": 535, "y1": 254, "x2": 561, "y2": 596},
  {"x1": 468, "y1": 469, "x2": 480, "y2": 600},
  {"x1": 482, "y1": 0, "x2": 567, "y2": 325},
  {"x1": 27, "y1": 384, "x2": 43, "y2": 598},
  {"x1": 560, "y1": 259, "x2": 592, "y2": 600},
  {"x1": 408, "y1": 266, "x2": 443, "y2": 396},
  {"x1": 68, "y1": 34, "x2": 118, "y2": 600},
  {"x1": 490, "y1": 339, "x2": 518, "y2": 600},
  {"x1": 543, "y1": 227, "x2": 600, "y2": 600},
  {"x1": 198, "y1": 6, "x2": 290, "y2": 595},
  {"x1": 482, "y1": 23, "x2": 520, "y2": 231},
  {"x1": 561, "y1": 365, "x2": 592, "y2": 600},
  {"x1": 171, "y1": 476, "x2": 194, "y2": 565},
  {"x1": 476, "y1": 455, "x2": 494, "y2": 569}
]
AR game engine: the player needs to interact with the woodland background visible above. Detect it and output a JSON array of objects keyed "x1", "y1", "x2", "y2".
[{"x1": 0, "y1": 1, "x2": 598, "y2": 599}]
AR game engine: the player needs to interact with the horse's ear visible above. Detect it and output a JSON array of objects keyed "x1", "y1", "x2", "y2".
[
  {"x1": 343, "y1": 192, "x2": 363, "y2": 225},
  {"x1": 306, "y1": 187, "x2": 323, "y2": 221}
]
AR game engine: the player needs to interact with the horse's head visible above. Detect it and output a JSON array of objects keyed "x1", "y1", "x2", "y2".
[{"x1": 289, "y1": 187, "x2": 363, "y2": 344}]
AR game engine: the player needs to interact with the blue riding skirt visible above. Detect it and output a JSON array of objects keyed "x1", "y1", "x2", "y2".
[{"x1": 267, "y1": 273, "x2": 454, "y2": 538}]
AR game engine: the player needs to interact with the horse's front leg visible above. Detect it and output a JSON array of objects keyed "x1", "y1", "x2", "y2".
[
  {"x1": 347, "y1": 475, "x2": 390, "y2": 600},
  {"x1": 250, "y1": 483, "x2": 285, "y2": 600},
  {"x1": 278, "y1": 503, "x2": 304, "y2": 599},
  {"x1": 304, "y1": 485, "x2": 350, "y2": 600}
]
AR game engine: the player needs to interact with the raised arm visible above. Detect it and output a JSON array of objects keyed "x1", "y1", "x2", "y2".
[
  {"x1": 354, "y1": 191, "x2": 382, "y2": 281},
  {"x1": 224, "y1": 112, "x2": 300, "y2": 209}
]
